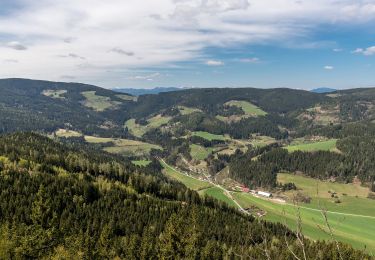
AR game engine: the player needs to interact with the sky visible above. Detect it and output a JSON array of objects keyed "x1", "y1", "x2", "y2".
[{"x1": 1, "y1": 0, "x2": 375, "y2": 89}]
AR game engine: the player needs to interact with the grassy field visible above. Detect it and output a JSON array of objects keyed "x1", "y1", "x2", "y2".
[
  {"x1": 81, "y1": 91, "x2": 121, "y2": 111},
  {"x1": 191, "y1": 131, "x2": 226, "y2": 141},
  {"x1": 42, "y1": 89, "x2": 67, "y2": 99},
  {"x1": 178, "y1": 106, "x2": 201, "y2": 115},
  {"x1": 131, "y1": 160, "x2": 151, "y2": 166},
  {"x1": 199, "y1": 187, "x2": 238, "y2": 208},
  {"x1": 225, "y1": 100, "x2": 267, "y2": 116},
  {"x1": 84, "y1": 136, "x2": 162, "y2": 156},
  {"x1": 124, "y1": 115, "x2": 171, "y2": 137},
  {"x1": 285, "y1": 139, "x2": 337, "y2": 152},
  {"x1": 160, "y1": 160, "x2": 212, "y2": 190},
  {"x1": 250, "y1": 135, "x2": 276, "y2": 147},
  {"x1": 190, "y1": 144, "x2": 213, "y2": 160},
  {"x1": 278, "y1": 173, "x2": 370, "y2": 199},
  {"x1": 55, "y1": 129, "x2": 82, "y2": 138},
  {"x1": 233, "y1": 192, "x2": 375, "y2": 253}
]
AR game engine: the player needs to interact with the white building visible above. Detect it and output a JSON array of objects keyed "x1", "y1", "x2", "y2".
[{"x1": 257, "y1": 191, "x2": 272, "y2": 198}]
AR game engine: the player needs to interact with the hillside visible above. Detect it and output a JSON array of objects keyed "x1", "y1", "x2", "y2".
[{"x1": 1, "y1": 78, "x2": 375, "y2": 254}]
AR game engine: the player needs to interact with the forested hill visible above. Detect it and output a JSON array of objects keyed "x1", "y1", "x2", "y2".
[{"x1": 0, "y1": 133, "x2": 368, "y2": 258}]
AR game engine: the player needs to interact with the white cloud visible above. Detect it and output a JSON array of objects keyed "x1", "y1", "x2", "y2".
[
  {"x1": 127, "y1": 72, "x2": 161, "y2": 81},
  {"x1": 324, "y1": 65, "x2": 334, "y2": 70},
  {"x1": 205, "y1": 60, "x2": 224, "y2": 66},
  {"x1": 333, "y1": 48, "x2": 343, "y2": 52},
  {"x1": 6, "y1": 41, "x2": 27, "y2": 50},
  {"x1": 0, "y1": 0, "x2": 375, "y2": 86},
  {"x1": 353, "y1": 46, "x2": 375, "y2": 56}
]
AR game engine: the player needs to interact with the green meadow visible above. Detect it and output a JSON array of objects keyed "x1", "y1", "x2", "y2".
[
  {"x1": 124, "y1": 115, "x2": 172, "y2": 137},
  {"x1": 199, "y1": 187, "x2": 238, "y2": 208},
  {"x1": 225, "y1": 100, "x2": 267, "y2": 116},
  {"x1": 131, "y1": 160, "x2": 152, "y2": 167},
  {"x1": 190, "y1": 144, "x2": 213, "y2": 160},
  {"x1": 191, "y1": 131, "x2": 226, "y2": 141},
  {"x1": 233, "y1": 192, "x2": 375, "y2": 253},
  {"x1": 285, "y1": 139, "x2": 337, "y2": 152},
  {"x1": 81, "y1": 91, "x2": 121, "y2": 111}
]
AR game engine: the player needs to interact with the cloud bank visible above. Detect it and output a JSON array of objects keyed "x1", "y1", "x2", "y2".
[{"x1": 0, "y1": 0, "x2": 375, "y2": 86}]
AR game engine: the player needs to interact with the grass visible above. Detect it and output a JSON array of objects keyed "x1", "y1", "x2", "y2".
[
  {"x1": 178, "y1": 106, "x2": 202, "y2": 115},
  {"x1": 250, "y1": 135, "x2": 276, "y2": 147},
  {"x1": 55, "y1": 129, "x2": 82, "y2": 138},
  {"x1": 191, "y1": 131, "x2": 227, "y2": 141},
  {"x1": 81, "y1": 91, "x2": 121, "y2": 111},
  {"x1": 160, "y1": 160, "x2": 212, "y2": 190},
  {"x1": 131, "y1": 160, "x2": 151, "y2": 166},
  {"x1": 84, "y1": 135, "x2": 162, "y2": 156},
  {"x1": 42, "y1": 89, "x2": 67, "y2": 99},
  {"x1": 278, "y1": 173, "x2": 370, "y2": 199},
  {"x1": 124, "y1": 115, "x2": 172, "y2": 137},
  {"x1": 190, "y1": 144, "x2": 213, "y2": 160},
  {"x1": 225, "y1": 100, "x2": 267, "y2": 116},
  {"x1": 199, "y1": 187, "x2": 238, "y2": 208},
  {"x1": 285, "y1": 139, "x2": 337, "y2": 152},
  {"x1": 233, "y1": 192, "x2": 375, "y2": 253}
]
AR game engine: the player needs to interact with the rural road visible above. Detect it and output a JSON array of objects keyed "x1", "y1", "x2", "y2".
[{"x1": 159, "y1": 158, "x2": 375, "y2": 220}]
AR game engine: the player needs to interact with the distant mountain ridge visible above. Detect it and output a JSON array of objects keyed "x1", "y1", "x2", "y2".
[
  {"x1": 113, "y1": 87, "x2": 186, "y2": 96},
  {"x1": 310, "y1": 87, "x2": 337, "y2": 93}
]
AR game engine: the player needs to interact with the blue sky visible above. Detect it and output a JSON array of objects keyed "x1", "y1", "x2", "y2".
[{"x1": 0, "y1": 0, "x2": 375, "y2": 89}]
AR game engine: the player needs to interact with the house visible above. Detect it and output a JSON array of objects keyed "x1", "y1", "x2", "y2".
[
  {"x1": 241, "y1": 187, "x2": 250, "y2": 193},
  {"x1": 257, "y1": 191, "x2": 272, "y2": 198}
]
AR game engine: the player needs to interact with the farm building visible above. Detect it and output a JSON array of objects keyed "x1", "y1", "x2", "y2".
[
  {"x1": 257, "y1": 191, "x2": 272, "y2": 198},
  {"x1": 242, "y1": 187, "x2": 250, "y2": 193}
]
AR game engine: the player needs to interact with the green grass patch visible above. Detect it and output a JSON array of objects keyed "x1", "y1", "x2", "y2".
[
  {"x1": 225, "y1": 100, "x2": 267, "y2": 116},
  {"x1": 81, "y1": 91, "x2": 121, "y2": 111},
  {"x1": 178, "y1": 106, "x2": 202, "y2": 115},
  {"x1": 192, "y1": 131, "x2": 226, "y2": 141},
  {"x1": 190, "y1": 144, "x2": 213, "y2": 160},
  {"x1": 160, "y1": 160, "x2": 212, "y2": 190},
  {"x1": 84, "y1": 136, "x2": 161, "y2": 156},
  {"x1": 233, "y1": 192, "x2": 375, "y2": 253},
  {"x1": 199, "y1": 187, "x2": 238, "y2": 208},
  {"x1": 124, "y1": 115, "x2": 172, "y2": 137},
  {"x1": 42, "y1": 89, "x2": 67, "y2": 99},
  {"x1": 250, "y1": 135, "x2": 276, "y2": 147},
  {"x1": 131, "y1": 160, "x2": 151, "y2": 167},
  {"x1": 285, "y1": 139, "x2": 337, "y2": 152},
  {"x1": 55, "y1": 129, "x2": 82, "y2": 138},
  {"x1": 278, "y1": 173, "x2": 370, "y2": 199}
]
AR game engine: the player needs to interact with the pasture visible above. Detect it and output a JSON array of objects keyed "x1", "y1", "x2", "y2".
[
  {"x1": 42, "y1": 89, "x2": 67, "y2": 99},
  {"x1": 199, "y1": 187, "x2": 238, "y2": 208},
  {"x1": 190, "y1": 144, "x2": 213, "y2": 160},
  {"x1": 191, "y1": 131, "x2": 226, "y2": 141},
  {"x1": 285, "y1": 139, "x2": 337, "y2": 152},
  {"x1": 131, "y1": 160, "x2": 151, "y2": 166},
  {"x1": 225, "y1": 100, "x2": 267, "y2": 116},
  {"x1": 124, "y1": 115, "x2": 171, "y2": 137},
  {"x1": 81, "y1": 91, "x2": 121, "y2": 111},
  {"x1": 178, "y1": 106, "x2": 201, "y2": 115},
  {"x1": 160, "y1": 160, "x2": 212, "y2": 190},
  {"x1": 84, "y1": 135, "x2": 162, "y2": 156},
  {"x1": 233, "y1": 192, "x2": 375, "y2": 253},
  {"x1": 55, "y1": 129, "x2": 82, "y2": 138}
]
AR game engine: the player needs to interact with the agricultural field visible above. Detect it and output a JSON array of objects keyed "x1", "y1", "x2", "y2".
[
  {"x1": 233, "y1": 192, "x2": 375, "y2": 253},
  {"x1": 55, "y1": 129, "x2": 82, "y2": 138},
  {"x1": 225, "y1": 100, "x2": 267, "y2": 116},
  {"x1": 191, "y1": 131, "x2": 227, "y2": 141},
  {"x1": 178, "y1": 106, "x2": 201, "y2": 115},
  {"x1": 249, "y1": 135, "x2": 276, "y2": 147},
  {"x1": 124, "y1": 115, "x2": 172, "y2": 137},
  {"x1": 199, "y1": 187, "x2": 238, "y2": 208},
  {"x1": 131, "y1": 160, "x2": 151, "y2": 166},
  {"x1": 160, "y1": 160, "x2": 212, "y2": 190},
  {"x1": 278, "y1": 173, "x2": 370, "y2": 199},
  {"x1": 42, "y1": 89, "x2": 67, "y2": 99},
  {"x1": 285, "y1": 139, "x2": 337, "y2": 152},
  {"x1": 190, "y1": 144, "x2": 213, "y2": 160},
  {"x1": 81, "y1": 91, "x2": 121, "y2": 111},
  {"x1": 84, "y1": 135, "x2": 162, "y2": 156}
]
